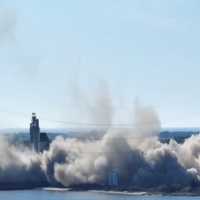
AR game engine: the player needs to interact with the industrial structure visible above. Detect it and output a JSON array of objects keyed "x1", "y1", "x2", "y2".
[
  {"x1": 108, "y1": 169, "x2": 119, "y2": 186},
  {"x1": 29, "y1": 113, "x2": 50, "y2": 152}
]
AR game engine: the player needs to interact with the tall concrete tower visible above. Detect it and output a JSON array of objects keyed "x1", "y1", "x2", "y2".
[{"x1": 30, "y1": 113, "x2": 40, "y2": 152}]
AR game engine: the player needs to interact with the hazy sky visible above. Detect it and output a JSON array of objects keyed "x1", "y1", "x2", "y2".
[{"x1": 0, "y1": 0, "x2": 200, "y2": 129}]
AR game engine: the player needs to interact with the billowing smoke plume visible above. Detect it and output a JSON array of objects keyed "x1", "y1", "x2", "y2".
[
  {"x1": 88, "y1": 83, "x2": 113, "y2": 126},
  {"x1": 0, "y1": 97, "x2": 200, "y2": 192},
  {"x1": 43, "y1": 128, "x2": 198, "y2": 191},
  {"x1": 133, "y1": 100, "x2": 161, "y2": 137},
  {"x1": 68, "y1": 82, "x2": 113, "y2": 129},
  {"x1": 0, "y1": 8, "x2": 16, "y2": 44},
  {"x1": 0, "y1": 136, "x2": 46, "y2": 188}
]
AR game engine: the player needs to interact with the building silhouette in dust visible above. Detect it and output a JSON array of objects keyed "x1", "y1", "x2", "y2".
[
  {"x1": 30, "y1": 113, "x2": 50, "y2": 152},
  {"x1": 108, "y1": 169, "x2": 119, "y2": 187}
]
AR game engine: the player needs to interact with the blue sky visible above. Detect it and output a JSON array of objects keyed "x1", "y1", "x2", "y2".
[{"x1": 0, "y1": 0, "x2": 200, "y2": 128}]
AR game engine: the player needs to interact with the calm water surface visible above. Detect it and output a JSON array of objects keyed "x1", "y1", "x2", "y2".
[{"x1": 0, "y1": 190, "x2": 199, "y2": 200}]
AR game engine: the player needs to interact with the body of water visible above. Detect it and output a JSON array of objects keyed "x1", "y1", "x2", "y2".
[{"x1": 0, "y1": 190, "x2": 199, "y2": 200}]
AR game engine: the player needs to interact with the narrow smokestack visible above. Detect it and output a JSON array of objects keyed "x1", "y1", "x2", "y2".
[{"x1": 30, "y1": 113, "x2": 40, "y2": 152}]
